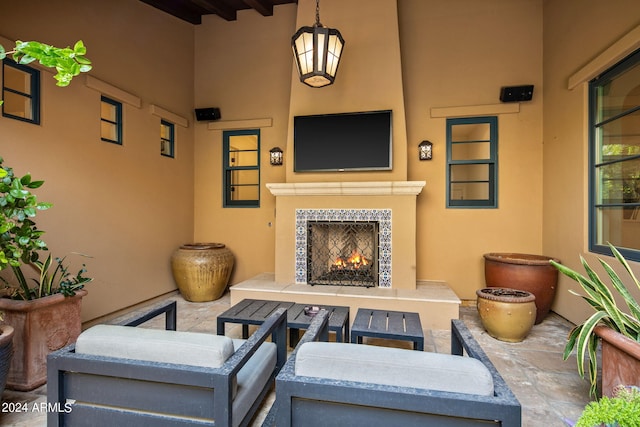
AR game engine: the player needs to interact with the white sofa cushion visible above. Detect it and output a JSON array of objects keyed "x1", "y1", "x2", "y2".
[
  {"x1": 295, "y1": 342, "x2": 494, "y2": 396},
  {"x1": 76, "y1": 324, "x2": 235, "y2": 368},
  {"x1": 76, "y1": 325, "x2": 277, "y2": 427}
]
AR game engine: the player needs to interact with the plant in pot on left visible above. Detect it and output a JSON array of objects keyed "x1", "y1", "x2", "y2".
[
  {"x1": 0, "y1": 159, "x2": 93, "y2": 391},
  {"x1": 0, "y1": 39, "x2": 92, "y2": 391}
]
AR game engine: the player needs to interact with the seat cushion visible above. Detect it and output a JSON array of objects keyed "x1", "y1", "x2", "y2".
[
  {"x1": 295, "y1": 342, "x2": 494, "y2": 396},
  {"x1": 75, "y1": 325, "x2": 235, "y2": 368}
]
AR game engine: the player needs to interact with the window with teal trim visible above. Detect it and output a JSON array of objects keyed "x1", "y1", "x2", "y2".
[
  {"x1": 100, "y1": 96, "x2": 122, "y2": 145},
  {"x1": 223, "y1": 129, "x2": 260, "y2": 207},
  {"x1": 589, "y1": 49, "x2": 640, "y2": 260},
  {"x1": 446, "y1": 116, "x2": 498, "y2": 208},
  {"x1": 2, "y1": 59, "x2": 40, "y2": 124},
  {"x1": 160, "y1": 120, "x2": 175, "y2": 158}
]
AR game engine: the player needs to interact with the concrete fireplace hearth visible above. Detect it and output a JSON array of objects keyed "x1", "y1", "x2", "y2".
[{"x1": 229, "y1": 181, "x2": 460, "y2": 330}]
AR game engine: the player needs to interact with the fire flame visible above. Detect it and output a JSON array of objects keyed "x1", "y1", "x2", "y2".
[{"x1": 334, "y1": 250, "x2": 370, "y2": 269}]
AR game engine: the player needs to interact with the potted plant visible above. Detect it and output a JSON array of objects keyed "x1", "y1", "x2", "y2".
[
  {"x1": 0, "y1": 39, "x2": 92, "y2": 391},
  {"x1": 565, "y1": 385, "x2": 640, "y2": 427},
  {"x1": 0, "y1": 158, "x2": 93, "y2": 390},
  {"x1": 550, "y1": 244, "x2": 640, "y2": 397}
]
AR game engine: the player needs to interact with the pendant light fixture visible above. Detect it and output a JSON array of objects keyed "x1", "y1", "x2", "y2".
[{"x1": 291, "y1": 0, "x2": 345, "y2": 88}]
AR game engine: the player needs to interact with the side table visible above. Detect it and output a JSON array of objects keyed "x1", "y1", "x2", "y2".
[{"x1": 350, "y1": 308, "x2": 424, "y2": 350}]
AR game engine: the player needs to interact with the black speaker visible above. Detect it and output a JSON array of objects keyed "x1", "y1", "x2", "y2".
[
  {"x1": 499, "y1": 85, "x2": 534, "y2": 102},
  {"x1": 195, "y1": 107, "x2": 221, "y2": 121}
]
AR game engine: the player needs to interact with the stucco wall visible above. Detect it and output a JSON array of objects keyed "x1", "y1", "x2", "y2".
[
  {"x1": 193, "y1": 0, "x2": 545, "y2": 302},
  {"x1": 400, "y1": 0, "x2": 545, "y2": 300},
  {"x1": 3, "y1": 0, "x2": 639, "y2": 323},
  {"x1": 542, "y1": 0, "x2": 640, "y2": 324},
  {"x1": 0, "y1": 0, "x2": 195, "y2": 321}
]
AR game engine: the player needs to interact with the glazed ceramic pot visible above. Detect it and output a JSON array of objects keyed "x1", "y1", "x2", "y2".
[
  {"x1": 171, "y1": 243, "x2": 235, "y2": 302},
  {"x1": 476, "y1": 287, "x2": 536, "y2": 343},
  {"x1": 483, "y1": 253, "x2": 560, "y2": 324}
]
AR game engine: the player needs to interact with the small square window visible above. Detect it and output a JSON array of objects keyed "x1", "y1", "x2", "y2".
[
  {"x1": 101, "y1": 96, "x2": 122, "y2": 145},
  {"x1": 161, "y1": 120, "x2": 175, "y2": 158},
  {"x1": 2, "y1": 59, "x2": 40, "y2": 124}
]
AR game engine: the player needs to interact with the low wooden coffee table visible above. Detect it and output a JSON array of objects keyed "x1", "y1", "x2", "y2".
[
  {"x1": 350, "y1": 308, "x2": 424, "y2": 350},
  {"x1": 216, "y1": 299, "x2": 350, "y2": 346}
]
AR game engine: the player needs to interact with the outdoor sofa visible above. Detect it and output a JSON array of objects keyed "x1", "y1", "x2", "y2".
[
  {"x1": 270, "y1": 310, "x2": 521, "y2": 427},
  {"x1": 47, "y1": 300, "x2": 287, "y2": 427}
]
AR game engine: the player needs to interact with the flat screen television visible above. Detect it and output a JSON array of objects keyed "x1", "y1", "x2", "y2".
[{"x1": 293, "y1": 110, "x2": 392, "y2": 172}]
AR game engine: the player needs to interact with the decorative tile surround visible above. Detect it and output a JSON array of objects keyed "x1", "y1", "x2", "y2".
[
  {"x1": 267, "y1": 181, "x2": 425, "y2": 289},
  {"x1": 295, "y1": 209, "x2": 392, "y2": 287}
]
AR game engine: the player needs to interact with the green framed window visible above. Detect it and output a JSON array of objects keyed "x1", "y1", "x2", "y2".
[
  {"x1": 101, "y1": 96, "x2": 122, "y2": 145},
  {"x1": 589, "y1": 48, "x2": 640, "y2": 260},
  {"x1": 223, "y1": 129, "x2": 260, "y2": 207},
  {"x1": 2, "y1": 59, "x2": 40, "y2": 124},
  {"x1": 446, "y1": 116, "x2": 498, "y2": 208},
  {"x1": 160, "y1": 120, "x2": 175, "y2": 158}
]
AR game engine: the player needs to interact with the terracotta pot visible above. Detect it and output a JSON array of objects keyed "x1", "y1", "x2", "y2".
[
  {"x1": 594, "y1": 326, "x2": 640, "y2": 397},
  {"x1": 476, "y1": 287, "x2": 536, "y2": 342},
  {"x1": 171, "y1": 243, "x2": 235, "y2": 302},
  {"x1": 483, "y1": 253, "x2": 560, "y2": 324},
  {"x1": 0, "y1": 290, "x2": 87, "y2": 391},
  {"x1": 0, "y1": 325, "x2": 14, "y2": 396}
]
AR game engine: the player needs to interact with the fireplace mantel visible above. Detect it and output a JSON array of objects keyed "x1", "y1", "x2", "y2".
[{"x1": 266, "y1": 181, "x2": 425, "y2": 197}]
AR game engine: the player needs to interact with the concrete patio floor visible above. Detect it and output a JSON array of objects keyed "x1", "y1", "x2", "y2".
[{"x1": 1, "y1": 291, "x2": 592, "y2": 426}]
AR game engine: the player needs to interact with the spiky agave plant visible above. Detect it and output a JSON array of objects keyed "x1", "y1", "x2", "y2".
[{"x1": 550, "y1": 244, "x2": 640, "y2": 396}]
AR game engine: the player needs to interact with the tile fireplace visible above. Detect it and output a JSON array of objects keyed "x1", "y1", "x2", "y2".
[
  {"x1": 298, "y1": 209, "x2": 391, "y2": 287},
  {"x1": 268, "y1": 181, "x2": 425, "y2": 290}
]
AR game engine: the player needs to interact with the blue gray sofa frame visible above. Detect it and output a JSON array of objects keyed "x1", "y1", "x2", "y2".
[
  {"x1": 270, "y1": 312, "x2": 521, "y2": 427},
  {"x1": 47, "y1": 300, "x2": 287, "y2": 427}
]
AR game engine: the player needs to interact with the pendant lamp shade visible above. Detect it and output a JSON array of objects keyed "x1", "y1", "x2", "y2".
[{"x1": 292, "y1": 1, "x2": 344, "y2": 88}]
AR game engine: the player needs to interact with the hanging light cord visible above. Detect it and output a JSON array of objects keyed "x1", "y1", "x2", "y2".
[{"x1": 315, "y1": 0, "x2": 322, "y2": 27}]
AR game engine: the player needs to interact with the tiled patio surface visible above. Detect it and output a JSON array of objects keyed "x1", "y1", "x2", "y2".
[{"x1": 1, "y1": 292, "x2": 591, "y2": 426}]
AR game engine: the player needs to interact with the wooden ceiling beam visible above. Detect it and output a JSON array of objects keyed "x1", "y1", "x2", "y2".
[
  {"x1": 192, "y1": 0, "x2": 237, "y2": 21},
  {"x1": 243, "y1": 0, "x2": 273, "y2": 17},
  {"x1": 139, "y1": 0, "x2": 203, "y2": 24}
]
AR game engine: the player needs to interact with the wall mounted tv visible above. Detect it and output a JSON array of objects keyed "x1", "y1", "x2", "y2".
[{"x1": 293, "y1": 110, "x2": 393, "y2": 172}]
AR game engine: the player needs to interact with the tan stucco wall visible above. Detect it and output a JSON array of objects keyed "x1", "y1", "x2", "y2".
[
  {"x1": 3, "y1": 0, "x2": 639, "y2": 323},
  {"x1": 0, "y1": 0, "x2": 195, "y2": 321},
  {"x1": 285, "y1": 0, "x2": 408, "y2": 183},
  {"x1": 193, "y1": 0, "x2": 545, "y2": 302},
  {"x1": 400, "y1": 0, "x2": 545, "y2": 300},
  {"x1": 192, "y1": 5, "x2": 296, "y2": 286},
  {"x1": 542, "y1": 0, "x2": 640, "y2": 324}
]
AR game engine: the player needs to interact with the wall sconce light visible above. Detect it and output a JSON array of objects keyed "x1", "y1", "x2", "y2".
[
  {"x1": 419, "y1": 140, "x2": 433, "y2": 161},
  {"x1": 270, "y1": 147, "x2": 284, "y2": 166},
  {"x1": 291, "y1": 0, "x2": 345, "y2": 88}
]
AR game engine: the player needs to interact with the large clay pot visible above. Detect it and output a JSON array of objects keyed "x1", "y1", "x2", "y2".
[
  {"x1": 595, "y1": 326, "x2": 640, "y2": 397},
  {"x1": 0, "y1": 325, "x2": 14, "y2": 396},
  {"x1": 0, "y1": 290, "x2": 86, "y2": 391},
  {"x1": 171, "y1": 243, "x2": 235, "y2": 302},
  {"x1": 476, "y1": 287, "x2": 536, "y2": 343},
  {"x1": 483, "y1": 253, "x2": 560, "y2": 324}
]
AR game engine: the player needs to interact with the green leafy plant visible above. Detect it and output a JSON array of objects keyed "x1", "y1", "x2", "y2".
[
  {"x1": 0, "y1": 40, "x2": 91, "y2": 91},
  {"x1": 0, "y1": 158, "x2": 52, "y2": 270},
  {"x1": 574, "y1": 385, "x2": 640, "y2": 427},
  {"x1": 550, "y1": 244, "x2": 640, "y2": 396},
  {"x1": 2, "y1": 253, "x2": 92, "y2": 300}
]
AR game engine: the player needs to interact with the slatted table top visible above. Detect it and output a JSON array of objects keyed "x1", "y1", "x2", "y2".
[{"x1": 350, "y1": 308, "x2": 424, "y2": 350}]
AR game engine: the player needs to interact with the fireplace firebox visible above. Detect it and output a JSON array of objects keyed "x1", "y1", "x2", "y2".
[{"x1": 307, "y1": 221, "x2": 379, "y2": 287}]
